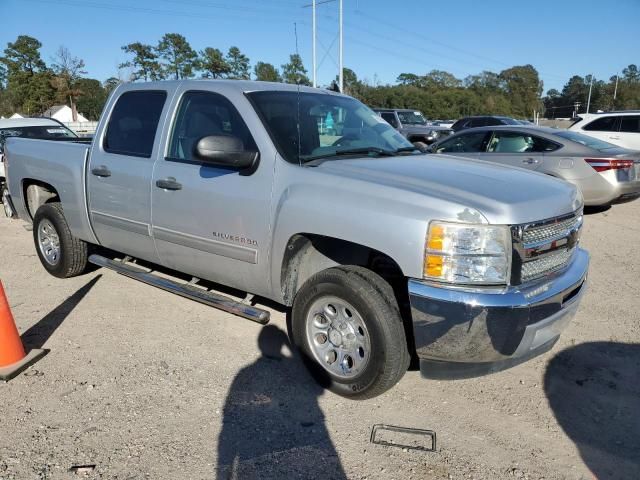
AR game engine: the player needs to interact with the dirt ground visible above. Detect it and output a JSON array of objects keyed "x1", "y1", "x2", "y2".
[{"x1": 0, "y1": 202, "x2": 638, "y2": 480}]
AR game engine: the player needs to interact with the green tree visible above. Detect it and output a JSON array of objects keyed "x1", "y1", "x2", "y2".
[
  {"x1": 396, "y1": 73, "x2": 421, "y2": 86},
  {"x1": 422, "y1": 70, "x2": 462, "y2": 89},
  {"x1": 254, "y1": 61, "x2": 281, "y2": 82},
  {"x1": 226, "y1": 46, "x2": 250, "y2": 80},
  {"x1": 103, "y1": 77, "x2": 121, "y2": 94},
  {"x1": 156, "y1": 33, "x2": 198, "y2": 80},
  {"x1": 281, "y1": 54, "x2": 310, "y2": 85},
  {"x1": 120, "y1": 42, "x2": 163, "y2": 81},
  {"x1": 50, "y1": 46, "x2": 87, "y2": 121},
  {"x1": 199, "y1": 47, "x2": 230, "y2": 78},
  {"x1": 0, "y1": 35, "x2": 54, "y2": 115},
  {"x1": 74, "y1": 78, "x2": 107, "y2": 120},
  {"x1": 498, "y1": 64, "x2": 543, "y2": 117}
]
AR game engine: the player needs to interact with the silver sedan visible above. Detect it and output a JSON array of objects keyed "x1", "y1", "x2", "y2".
[{"x1": 428, "y1": 125, "x2": 640, "y2": 206}]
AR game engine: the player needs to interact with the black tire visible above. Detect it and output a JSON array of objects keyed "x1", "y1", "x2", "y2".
[
  {"x1": 291, "y1": 265, "x2": 410, "y2": 399},
  {"x1": 33, "y1": 202, "x2": 88, "y2": 278}
]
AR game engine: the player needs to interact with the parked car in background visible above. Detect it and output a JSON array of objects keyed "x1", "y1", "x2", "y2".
[
  {"x1": 5, "y1": 80, "x2": 588, "y2": 398},
  {"x1": 451, "y1": 115, "x2": 521, "y2": 132},
  {"x1": 0, "y1": 118, "x2": 78, "y2": 216},
  {"x1": 373, "y1": 108, "x2": 452, "y2": 148},
  {"x1": 569, "y1": 111, "x2": 640, "y2": 150},
  {"x1": 429, "y1": 125, "x2": 640, "y2": 206}
]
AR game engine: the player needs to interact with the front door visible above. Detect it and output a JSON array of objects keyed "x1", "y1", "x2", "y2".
[
  {"x1": 150, "y1": 88, "x2": 273, "y2": 295},
  {"x1": 88, "y1": 89, "x2": 170, "y2": 263}
]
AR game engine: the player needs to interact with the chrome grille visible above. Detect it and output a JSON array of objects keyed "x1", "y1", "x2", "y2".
[
  {"x1": 522, "y1": 215, "x2": 582, "y2": 246},
  {"x1": 512, "y1": 210, "x2": 582, "y2": 284},
  {"x1": 521, "y1": 249, "x2": 574, "y2": 282}
]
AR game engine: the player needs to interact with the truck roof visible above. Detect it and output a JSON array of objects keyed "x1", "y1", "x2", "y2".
[
  {"x1": 0, "y1": 118, "x2": 64, "y2": 128},
  {"x1": 116, "y1": 79, "x2": 347, "y2": 96}
]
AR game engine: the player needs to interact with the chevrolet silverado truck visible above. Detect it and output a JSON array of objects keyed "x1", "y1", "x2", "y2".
[{"x1": 4, "y1": 80, "x2": 589, "y2": 399}]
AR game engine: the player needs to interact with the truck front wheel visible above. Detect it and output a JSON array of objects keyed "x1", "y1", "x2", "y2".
[
  {"x1": 33, "y1": 202, "x2": 88, "y2": 278},
  {"x1": 292, "y1": 266, "x2": 410, "y2": 399}
]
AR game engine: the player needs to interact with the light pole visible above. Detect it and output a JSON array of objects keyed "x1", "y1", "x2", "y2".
[
  {"x1": 312, "y1": 0, "x2": 316, "y2": 87},
  {"x1": 339, "y1": 0, "x2": 343, "y2": 92},
  {"x1": 586, "y1": 74, "x2": 593, "y2": 114}
]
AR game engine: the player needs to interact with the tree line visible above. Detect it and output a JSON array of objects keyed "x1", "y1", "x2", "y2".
[{"x1": 0, "y1": 34, "x2": 638, "y2": 122}]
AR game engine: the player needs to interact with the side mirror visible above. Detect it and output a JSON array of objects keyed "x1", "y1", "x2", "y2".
[{"x1": 194, "y1": 135, "x2": 259, "y2": 173}]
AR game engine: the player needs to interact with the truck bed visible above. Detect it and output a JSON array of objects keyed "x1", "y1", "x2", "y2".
[{"x1": 6, "y1": 137, "x2": 97, "y2": 243}]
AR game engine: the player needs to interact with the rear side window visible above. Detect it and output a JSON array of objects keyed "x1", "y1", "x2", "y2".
[
  {"x1": 168, "y1": 90, "x2": 257, "y2": 161},
  {"x1": 484, "y1": 117, "x2": 503, "y2": 126},
  {"x1": 104, "y1": 90, "x2": 167, "y2": 157},
  {"x1": 435, "y1": 131, "x2": 489, "y2": 153},
  {"x1": 584, "y1": 116, "x2": 618, "y2": 132},
  {"x1": 468, "y1": 118, "x2": 486, "y2": 128},
  {"x1": 620, "y1": 116, "x2": 640, "y2": 133}
]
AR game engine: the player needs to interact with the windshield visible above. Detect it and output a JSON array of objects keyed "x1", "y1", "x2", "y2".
[
  {"x1": 553, "y1": 130, "x2": 619, "y2": 151},
  {"x1": 396, "y1": 111, "x2": 427, "y2": 125},
  {"x1": 247, "y1": 91, "x2": 414, "y2": 163},
  {"x1": 0, "y1": 125, "x2": 77, "y2": 153}
]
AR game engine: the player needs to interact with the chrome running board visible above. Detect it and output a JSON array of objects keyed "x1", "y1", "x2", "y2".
[{"x1": 88, "y1": 254, "x2": 270, "y2": 325}]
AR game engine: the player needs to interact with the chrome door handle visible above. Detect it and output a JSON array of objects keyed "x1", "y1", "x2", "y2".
[
  {"x1": 91, "y1": 165, "x2": 111, "y2": 177},
  {"x1": 155, "y1": 177, "x2": 182, "y2": 191},
  {"x1": 523, "y1": 158, "x2": 539, "y2": 164},
  {"x1": 608, "y1": 135, "x2": 620, "y2": 140}
]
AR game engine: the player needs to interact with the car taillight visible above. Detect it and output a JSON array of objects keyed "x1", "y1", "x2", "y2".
[{"x1": 585, "y1": 158, "x2": 635, "y2": 172}]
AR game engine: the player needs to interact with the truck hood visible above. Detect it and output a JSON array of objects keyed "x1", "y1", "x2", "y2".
[{"x1": 316, "y1": 154, "x2": 582, "y2": 225}]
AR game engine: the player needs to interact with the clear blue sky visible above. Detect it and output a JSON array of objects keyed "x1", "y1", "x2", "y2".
[{"x1": 1, "y1": 0, "x2": 638, "y2": 92}]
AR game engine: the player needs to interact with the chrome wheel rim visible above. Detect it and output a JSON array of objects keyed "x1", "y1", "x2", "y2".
[
  {"x1": 305, "y1": 296, "x2": 371, "y2": 379},
  {"x1": 37, "y1": 219, "x2": 61, "y2": 265}
]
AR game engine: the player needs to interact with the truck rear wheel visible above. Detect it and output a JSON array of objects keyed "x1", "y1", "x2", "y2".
[
  {"x1": 33, "y1": 202, "x2": 88, "y2": 278},
  {"x1": 291, "y1": 266, "x2": 410, "y2": 399}
]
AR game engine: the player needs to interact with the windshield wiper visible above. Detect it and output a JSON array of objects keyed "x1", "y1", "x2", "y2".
[
  {"x1": 300, "y1": 146, "x2": 397, "y2": 163},
  {"x1": 395, "y1": 146, "x2": 420, "y2": 153}
]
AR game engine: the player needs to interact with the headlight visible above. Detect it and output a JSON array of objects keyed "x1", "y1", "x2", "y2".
[{"x1": 424, "y1": 221, "x2": 511, "y2": 285}]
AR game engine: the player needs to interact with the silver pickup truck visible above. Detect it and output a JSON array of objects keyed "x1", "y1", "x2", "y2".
[{"x1": 4, "y1": 80, "x2": 589, "y2": 398}]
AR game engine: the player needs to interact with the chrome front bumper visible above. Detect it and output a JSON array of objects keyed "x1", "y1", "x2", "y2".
[{"x1": 409, "y1": 248, "x2": 589, "y2": 379}]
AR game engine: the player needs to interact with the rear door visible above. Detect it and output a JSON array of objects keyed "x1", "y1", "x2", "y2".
[
  {"x1": 480, "y1": 130, "x2": 550, "y2": 171},
  {"x1": 87, "y1": 89, "x2": 170, "y2": 263},
  {"x1": 432, "y1": 130, "x2": 490, "y2": 159},
  {"x1": 150, "y1": 87, "x2": 273, "y2": 295},
  {"x1": 618, "y1": 115, "x2": 640, "y2": 150}
]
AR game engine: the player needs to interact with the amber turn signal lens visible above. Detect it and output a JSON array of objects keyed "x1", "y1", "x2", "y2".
[
  {"x1": 427, "y1": 225, "x2": 444, "y2": 251},
  {"x1": 425, "y1": 255, "x2": 443, "y2": 277}
]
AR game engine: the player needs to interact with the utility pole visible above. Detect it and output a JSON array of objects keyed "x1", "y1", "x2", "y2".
[
  {"x1": 312, "y1": 0, "x2": 316, "y2": 87},
  {"x1": 586, "y1": 74, "x2": 593, "y2": 114},
  {"x1": 613, "y1": 74, "x2": 619, "y2": 102},
  {"x1": 338, "y1": 0, "x2": 343, "y2": 92}
]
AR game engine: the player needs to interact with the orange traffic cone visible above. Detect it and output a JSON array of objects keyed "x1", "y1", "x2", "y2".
[{"x1": 0, "y1": 281, "x2": 48, "y2": 381}]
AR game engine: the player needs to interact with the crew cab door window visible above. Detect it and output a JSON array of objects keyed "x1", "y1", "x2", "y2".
[
  {"x1": 103, "y1": 90, "x2": 166, "y2": 157},
  {"x1": 167, "y1": 90, "x2": 257, "y2": 162}
]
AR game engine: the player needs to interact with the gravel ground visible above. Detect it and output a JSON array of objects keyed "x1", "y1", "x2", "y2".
[{"x1": 0, "y1": 202, "x2": 638, "y2": 480}]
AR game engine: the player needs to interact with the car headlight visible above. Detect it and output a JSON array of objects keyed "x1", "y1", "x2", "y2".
[{"x1": 423, "y1": 221, "x2": 511, "y2": 285}]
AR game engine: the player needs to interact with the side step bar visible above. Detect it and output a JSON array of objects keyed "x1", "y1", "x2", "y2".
[{"x1": 88, "y1": 254, "x2": 270, "y2": 325}]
